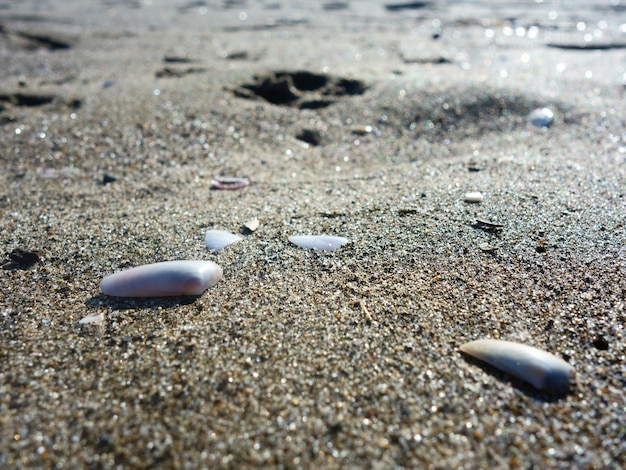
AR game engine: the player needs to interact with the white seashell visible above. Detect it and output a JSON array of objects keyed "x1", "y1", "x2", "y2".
[
  {"x1": 79, "y1": 313, "x2": 104, "y2": 324},
  {"x1": 464, "y1": 191, "x2": 484, "y2": 203},
  {"x1": 101, "y1": 260, "x2": 222, "y2": 297},
  {"x1": 204, "y1": 230, "x2": 243, "y2": 252},
  {"x1": 288, "y1": 235, "x2": 348, "y2": 252},
  {"x1": 528, "y1": 107, "x2": 554, "y2": 127},
  {"x1": 460, "y1": 339, "x2": 575, "y2": 395}
]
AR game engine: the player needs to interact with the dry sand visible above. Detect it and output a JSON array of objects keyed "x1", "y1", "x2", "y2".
[{"x1": 1, "y1": 0, "x2": 625, "y2": 468}]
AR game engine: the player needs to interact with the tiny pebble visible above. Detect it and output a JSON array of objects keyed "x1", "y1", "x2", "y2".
[
  {"x1": 296, "y1": 129, "x2": 322, "y2": 146},
  {"x1": 351, "y1": 125, "x2": 373, "y2": 135},
  {"x1": 102, "y1": 173, "x2": 117, "y2": 185},
  {"x1": 243, "y1": 217, "x2": 259, "y2": 232},
  {"x1": 528, "y1": 107, "x2": 554, "y2": 127},
  {"x1": 592, "y1": 335, "x2": 609, "y2": 351},
  {"x1": 464, "y1": 191, "x2": 484, "y2": 203}
]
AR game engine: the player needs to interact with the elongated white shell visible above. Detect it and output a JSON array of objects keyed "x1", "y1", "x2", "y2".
[
  {"x1": 460, "y1": 339, "x2": 575, "y2": 395},
  {"x1": 101, "y1": 260, "x2": 222, "y2": 297},
  {"x1": 204, "y1": 230, "x2": 243, "y2": 252},
  {"x1": 288, "y1": 235, "x2": 348, "y2": 252}
]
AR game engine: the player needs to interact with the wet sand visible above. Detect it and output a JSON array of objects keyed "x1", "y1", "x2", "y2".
[{"x1": 1, "y1": 1, "x2": 625, "y2": 468}]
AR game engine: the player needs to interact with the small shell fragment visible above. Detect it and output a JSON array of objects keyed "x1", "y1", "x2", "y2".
[
  {"x1": 243, "y1": 217, "x2": 259, "y2": 233},
  {"x1": 464, "y1": 191, "x2": 484, "y2": 203},
  {"x1": 528, "y1": 107, "x2": 554, "y2": 127},
  {"x1": 101, "y1": 260, "x2": 222, "y2": 297},
  {"x1": 211, "y1": 176, "x2": 250, "y2": 190},
  {"x1": 79, "y1": 313, "x2": 104, "y2": 325},
  {"x1": 460, "y1": 339, "x2": 575, "y2": 395},
  {"x1": 289, "y1": 235, "x2": 348, "y2": 252},
  {"x1": 204, "y1": 230, "x2": 243, "y2": 252}
]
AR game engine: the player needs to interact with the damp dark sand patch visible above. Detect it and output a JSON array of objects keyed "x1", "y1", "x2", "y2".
[
  {"x1": 0, "y1": 25, "x2": 76, "y2": 51},
  {"x1": 0, "y1": 92, "x2": 55, "y2": 108},
  {"x1": 0, "y1": 91, "x2": 82, "y2": 114},
  {"x1": 233, "y1": 70, "x2": 367, "y2": 109}
]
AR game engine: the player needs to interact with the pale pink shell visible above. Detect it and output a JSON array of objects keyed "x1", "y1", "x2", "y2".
[{"x1": 101, "y1": 260, "x2": 222, "y2": 297}]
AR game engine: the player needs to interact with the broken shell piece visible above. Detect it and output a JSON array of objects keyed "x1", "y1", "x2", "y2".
[
  {"x1": 464, "y1": 191, "x2": 484, "y2": 203},
  {"x1": 243, "y1": 217, "x2": 259, "y2": 233},
  {"x1": 211, "y1": 176, "x2": 250, "y2": 190},
  {"x1": 289, "y1": 235, "x2": 348, "y2": 252},
  {"x1": 204, "y1": 230, "x2": 243, "y2": 252},
  {"x1": 79, "y1": 313, "x2": 104, "y2": 325},
  {"x1": 528, "y1": 107, "x2": 554, "y2": 127},
  {"x1": 460, "y1": 339, "x2": 575, "y2": 395},
  {"x1": 101, "y1": 260, "x2": 222, "y2": 297}
]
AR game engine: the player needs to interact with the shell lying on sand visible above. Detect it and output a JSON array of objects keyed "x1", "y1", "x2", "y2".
[
  {"x1": 101, "y1": 260, "x2": 222, "y2": 297},
  {"x1": 460, "y1": 339, "x2": 575, "y2": 395},
  {"x1": 288, "y1": 235, "x2": 348, "y2": 252},
  {"x1": 204, "y1": 230, "x2": 243, "y2": 252}
]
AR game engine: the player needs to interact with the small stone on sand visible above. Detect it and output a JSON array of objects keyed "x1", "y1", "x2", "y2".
[{"x1": 464, "y1": 191, "x2": 484, "y2": 203}]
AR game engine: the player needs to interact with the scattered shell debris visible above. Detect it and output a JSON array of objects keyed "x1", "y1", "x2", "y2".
[
  {"x1": 528, "y1": 107, "x2": 554, "y2": 127},
  {"x1": 464, "y1": 191, "x2": 484, "y2": 203},
  {"x1": 289, "y1": 235, "x2": 349, "y2": 252},
  {"x1": 204, "y1": 230, "x2": 243, "y2": 252},
  {"x1": 460, "y1": 339, "x2": 575, "y2": 396},
  {"x1": 101, "y1": 260, "x2": 223, "y2": 297}
]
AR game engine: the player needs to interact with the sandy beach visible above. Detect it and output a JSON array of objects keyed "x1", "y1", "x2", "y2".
[{"x1": 1, "y1": 0, "x2": 625, "y2": 467}]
